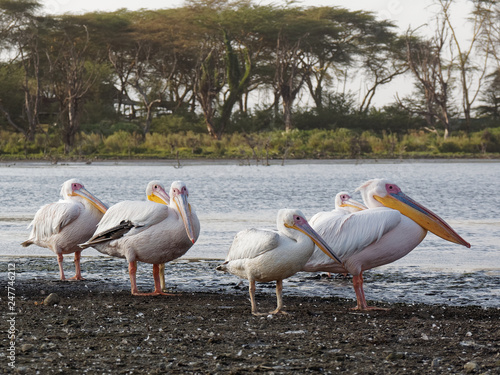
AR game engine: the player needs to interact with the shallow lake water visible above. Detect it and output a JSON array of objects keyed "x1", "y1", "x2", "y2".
[{"x1": 1, "y1": 159, "x2": 499, "y2": 307}]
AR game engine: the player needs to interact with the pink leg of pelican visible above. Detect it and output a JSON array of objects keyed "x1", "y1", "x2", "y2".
[
  {"x1": 68, "y1": 251, "x2": 84, "y2": 281},
  {"x1": 129, "y1": 261, "x2": 140, "y2": 294},
  {"x1": 249, "y1": 279, "x2": 288, "y2": 316},
  {"x1": 269, "y1": 279, "x2": 288, "y2": 315},
  {"x1": 57, "y1": 253, "x2": 66, "y2": 281},
  {"x1": 249, "y1": 279, "x2": 265, "y2": 316},
  {"x1": 352, "y1": 273, "x2": 389, "y2": 311},
  {"x1": 128, "y1": 261, "x2": 175, "y2": 296},
  {"x1": 151, "y1": 264, "x2": 175, "y2": 296}
]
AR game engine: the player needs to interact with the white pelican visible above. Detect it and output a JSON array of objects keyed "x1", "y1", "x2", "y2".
[
  {"x1": 146, "y1": 180, "x2": 170, "y2": 205},
  {"x1": 310, "y1": 191, "x2": 367, "y2": 278},
  {"x1": 217, "y1": 209, "x2": 342, "y2": 315},
  {"x1": 303, "y1": 179, "x2": 470, "y2": 311},
  {"x1": 310, "y1": 191, "x2": 367, "y2": 227},
  {"x1": 80, "y1": 180, "x2": 200, "y2": 296},
  {"x1": 144, "y1": 180, "x2": 170, "y2": 292},
  {"x1": 21, "y1": 179, "x2": 108, "y2": 280}
]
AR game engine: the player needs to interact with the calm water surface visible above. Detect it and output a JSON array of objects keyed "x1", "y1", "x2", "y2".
[{"x1": 1, "y1": 160, "x2": 499, "y2": 307}]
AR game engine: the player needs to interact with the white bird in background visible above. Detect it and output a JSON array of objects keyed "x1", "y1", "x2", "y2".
[
  {"x1": 146, "y1": 180, "x2": 170, "y2": 206},
  {"x1": 144, "y1": 180, "x2": 170, "y2": 292},
  {"x1": 303, "y1": 179, "x2": 471, "y2": 311},
  {"x1": 21, "y1": 179, "x2": 108, "y2": 281},
  {"x1": 309, "y1": 191, "x2": 367, "y2": 279},
  {"x1": 80, "y1": 180, "x2": 200, "y2": 296},
  {"x1": 310, "y1": 191, "x2": 367, "y2": 227},
  {"x1": 217, "y1": 209, "x2": 342, "y2": 316}
]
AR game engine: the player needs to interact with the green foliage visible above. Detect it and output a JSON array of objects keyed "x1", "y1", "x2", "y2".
[
  {"x1": 2, "y1": 127, "x2": 500, "y2": 160},
  {"x1": 151, "y1": 114, "x2": 205, "y2": 134}
]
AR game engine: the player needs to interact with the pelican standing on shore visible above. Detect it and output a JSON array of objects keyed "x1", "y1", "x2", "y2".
[
  {"x1": 21, "y1": 179, "x2": 108, "y2": 280},
  {"x1": 80, "y1": 180, "x2": 200, "y2": 296},
  {"x1": 144, "y1": 180, "x2": 170, "y2": 292},
  {"x1": 217, "y1": 209, "x2": 342, "y2": 315},
  {"x1": 303, "y1": 179, "x2": 470, "y2": 310}
]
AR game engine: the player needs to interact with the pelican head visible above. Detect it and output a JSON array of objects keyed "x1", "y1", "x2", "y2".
[
  {"x1": 335, "y1": 191, "x2": 367, "y2": 212},
  {"x1": 356, "y1": 179, "x2": 470, "y2": 248},
  {"x1": 146, "y1": 180, "x2": 170, "y2": 205},
  {"x1": 280, "y1": 209, "x2": 342, "y2": 264},
  {"x1": 62, "y1": 179, "x2": 108, "y2": 214},
  {"x1": 170, "y1": 181, "x2": 197, "y2": 244}
]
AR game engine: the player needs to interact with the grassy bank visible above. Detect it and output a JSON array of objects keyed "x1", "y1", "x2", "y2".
[{"x1": 2, "y1": 127, "x2": 500, "y2": 161}]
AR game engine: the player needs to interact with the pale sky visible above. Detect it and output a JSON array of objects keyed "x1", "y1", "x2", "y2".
[
  {"x1": 40, "y1": 0, "x2": 472, "y2": 107},
  {"x1": 41, "y1": 0, "x2": 468, "y2": 31}
]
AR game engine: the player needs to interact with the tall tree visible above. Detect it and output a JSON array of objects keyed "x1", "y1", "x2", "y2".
[
  {"x1": 438, "y1": 0, "x2": 496, "y2": 132},
  {"x1": 45, "y1": 17, "x2": 99, "y2": 153},
  {"x1": 476, "y1": 68, "x2": 500, "y2": 119},
  {"x1": 404, "y1": 28, "x2": 454, "y2": 138},
  {"x1": 0, "y1": 0, "x2": 44, "y2": 140}
]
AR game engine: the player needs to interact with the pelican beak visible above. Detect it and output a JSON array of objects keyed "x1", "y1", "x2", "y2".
[
  {"x1": 173, "y1": 192, "x2": 196, "y2": 244},
  {"x1": 148, "y1": 189, "x2": 170, "y2": 206},
  {"x1": 374, "y1": 192, "x2": 471, "y2": 248},
  {"x1": 339, "y1": 198, "x2": 367, "y2": 211},
  {"x1": 73, "y1": 187, "x2": 108, "y2": 214},
  {"x1": 287, "y1": 222, "x2": 343, "y2": 264}
]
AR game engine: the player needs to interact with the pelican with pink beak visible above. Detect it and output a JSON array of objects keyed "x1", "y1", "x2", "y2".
[
  {"x1": 303, "y1": 179, "x2": 470, "y2": 310},
  {"x1": 80, "y1": 180, "x2": 199, "y2": 296},
  {"x1": 22, "y1": 179, "x2": 108, "y2": 280}
]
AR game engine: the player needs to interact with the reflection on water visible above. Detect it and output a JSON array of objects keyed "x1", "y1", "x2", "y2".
[{"x1": 1, "y1": 160, "x2": 499, "y2": 307}]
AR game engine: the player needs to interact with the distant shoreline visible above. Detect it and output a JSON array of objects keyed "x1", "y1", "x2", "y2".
[{"x1": 2, "y1": 157, "x2": 500, "y2": 167}]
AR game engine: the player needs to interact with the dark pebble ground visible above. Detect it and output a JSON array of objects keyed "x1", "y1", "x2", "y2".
[{"x1": 1, "y1": 277, "x2": 499, "y2": 374}]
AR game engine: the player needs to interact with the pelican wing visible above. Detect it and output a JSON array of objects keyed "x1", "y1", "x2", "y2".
[
  {"x1": 79, "y1": 220, "x2": 142, "y2": 248},
  {"x1": 26, "y1": 201, "x2": 81, "y2": 241},
  {"x1": 226, "y1": 228, "x2": 280, "y2": 261},
  {"x1": 313, "y1": 207, "x2": 402, "y2": 258},
  {"x1": 81, "y1": 201, "x2": 169, "y2": 247},
  {"x1": 309, "y1": 209, "x2": 340, "y2": 226},
  {"x1": 95, "y1": 201, "x2": 169, "y2": 233}
]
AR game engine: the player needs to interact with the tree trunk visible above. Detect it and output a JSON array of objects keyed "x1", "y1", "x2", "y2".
[{"x1": 282, "y1": 94, "x2": 293, "y2": 133}]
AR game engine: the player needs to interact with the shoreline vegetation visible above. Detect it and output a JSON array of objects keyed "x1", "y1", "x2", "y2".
[{"x1": 2, "y1": 128, "x2": 500, "y2": 163}]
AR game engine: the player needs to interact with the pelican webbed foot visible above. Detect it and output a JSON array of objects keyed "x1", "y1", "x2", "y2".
[
  {"x1": 67, "y1": 275, "x2": 85, "y2": 281},
  {"x1": 132, "y1": 290, "x2": 176, "y2": 296},
  {"x1": 351, "y1": 305, "x2": 390, "y2": 312}
]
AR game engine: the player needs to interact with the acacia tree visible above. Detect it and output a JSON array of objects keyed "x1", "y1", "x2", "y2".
[
  {"x1": 194, "y1": 42, "x2": 225, "y2": 138},
  {"x1": 274, "y1": 28, "x2": 309, "y2": 133},
  {"x1": 403, "y1": 27, "x2": 454, "y2": 138},
  {"x1": 45, "y1": 18, "x2": 100, "y2": 153},
  {"x1": 476, "y1": 68, "x2": 500, "y2": 119},
  {"x1": 358, "y1": 29, "x2": 409, "y2": 113},
  {"x1": 0, "y1": 0, "x2": 44, "y2": 141},
  {"x1": 438, "y1": 0, "x2": 496, "y2": 132},
  {"x1": 188, "y1": 0, "x2": 262, "y2": 139}
]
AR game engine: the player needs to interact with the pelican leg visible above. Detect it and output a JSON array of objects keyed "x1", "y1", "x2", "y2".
[
  {"x1": 249, "y1": 279, "x2": 261, "y2": 315},
  {"x1": 352, "y1": 273, "x2": 389, "y2": 311},
  {"x1": 129, "y1": 261, "x2": 140, "y2": 295},
  {"x1": 57, "y1": 253, "x2": 66, "y2": 281},
  {"x1": 159, "y1": 263, "x2": 166, "y2": 292},
  {"x1": 269, "y1": 279, "x2": 288, "y2": 315},
  {"x1": 68, "y1": 251, "x2": 84, "y2": 281},
  {"x1": 151, "y1": 264, "x2": 175, "y2": 296}
]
